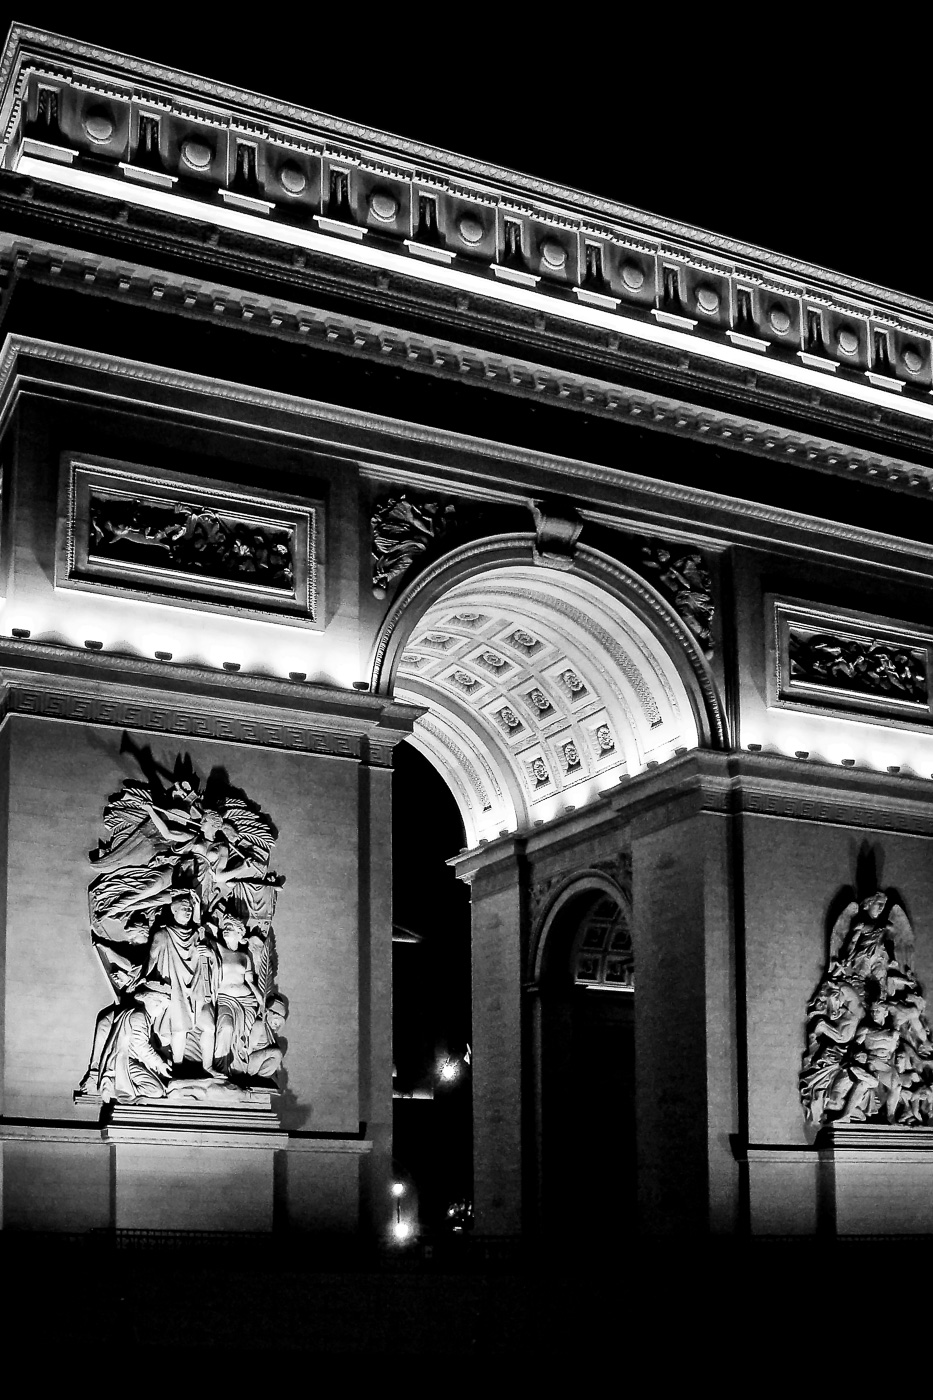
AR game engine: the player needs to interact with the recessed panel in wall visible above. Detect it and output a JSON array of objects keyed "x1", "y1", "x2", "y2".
[
  {"x1": 57, "y1": 455, "x2": 320, "y2": 625},
  {"x1": 769, "y1": 597, "x2": 933, "y2": 727}
]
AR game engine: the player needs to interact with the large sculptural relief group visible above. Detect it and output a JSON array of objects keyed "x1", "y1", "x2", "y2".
[
  {"x1": 801, "y1": 892, "x2": 933, "y2": 1127},
  {"x1": 79, "y1": 764, "x2": 288, "y2": 1106}
]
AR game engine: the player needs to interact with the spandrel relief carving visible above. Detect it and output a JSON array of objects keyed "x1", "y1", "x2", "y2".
[
  {"x1": 638, "y1": 544, "x2": 715, "y2": 660},
  {"x1": 800, "y1": 891, "x2": 933, "y2": 1126},
  {"x1": 78, "y1": 758, "x2": 288, "y2": 1106},
  {"x1": 371, "y1": 494, "x2": 455, "y2": 599}
]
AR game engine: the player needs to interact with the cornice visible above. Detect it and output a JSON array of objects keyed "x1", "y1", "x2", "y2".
[
  {"x1": 2, "y1": 24, "x2": 931, "y2": 327},
  {"x1": 5, "y1": 336, "x2": 933, "y2": 587},
  {"x1": 0, "y1": 638, "x2": 420, "y2": 761},
  {"x1": 608, "y1": 750, "x2": 933, "y2": 840},
  {"x1": 3, "y1": 39, "x2": 933, "y2": 478},
  {"x1": 4, "y1": 224, "x2": 933, "y2": 512}
]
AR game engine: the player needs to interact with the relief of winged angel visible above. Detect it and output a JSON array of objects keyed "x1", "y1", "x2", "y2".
[
  {"x1": 78, "y1": 763, "x2": 287, "y2": 1106},
  {"x1": 800, "y1": 890, "x2": 933, "y2": 1126}
]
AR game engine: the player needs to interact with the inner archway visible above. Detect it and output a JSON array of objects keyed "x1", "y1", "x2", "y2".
[
  {"x1": 391, "y1": 559, "x2": 703, "y2": 846},
  {"x1": 536, "y1": 883, "x2": 636, "y2": 1247}
]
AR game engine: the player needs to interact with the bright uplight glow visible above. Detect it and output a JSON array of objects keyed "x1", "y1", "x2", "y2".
[
  {"x1": 438, "y1": 1058, "x2": 459, "y2": 1083},
  {"x1": 392, "y1": 1220, "x2": 413, "y2": 1242},
  {"x1": 15, "y1": 153, "x2": 932, "y2": 429},
  {"x1": 391, "y1": 1181, "x2": 406, "y2": 1198},
  {"x1": 0, "y1": 589, "x2": 360, "y2": 689}
]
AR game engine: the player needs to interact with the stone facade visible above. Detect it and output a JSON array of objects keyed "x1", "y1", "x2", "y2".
[{"x1": 2, "y1": 25, "x2": 933, "y2": 1241}]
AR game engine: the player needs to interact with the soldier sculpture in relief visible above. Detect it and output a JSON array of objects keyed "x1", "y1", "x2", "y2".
[
  {"x1": 78, "y1": 760, "x2": 287, "y2": 1105},
  {"x1": 800, "y1": 891, "x2": 933, "y2": 1125}
]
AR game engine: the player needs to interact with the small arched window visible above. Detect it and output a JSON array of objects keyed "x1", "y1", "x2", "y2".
[{"x1": 571, "y1": 895, "x2": 633, "y2": 990}]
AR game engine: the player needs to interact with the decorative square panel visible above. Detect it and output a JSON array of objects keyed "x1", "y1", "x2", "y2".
[
  {"x1": 446, "y1": 611, "x2": 490, "y2": 630},
  {"x1": 57, "y1": 454, "x2": 320, "y2": 626},
  {"x1": 523, "y1": 685, "x2": 556, "y2": 721},
  {"x1": 560, "y1": 737, "x2": 583, "y2": 773},
  {"x1": 487, "y1": 700, "x2": 528, "y2": 739},
  {"x1": 472, "y1": 646, "x2": 514, "y2": 680},
  {"x1": 554, "y1": 664, "x2": 590, "y2": 703},
  {"x1": 526, "y1": 753, "x2": 552, "y2": 789},
  {"x1": 414, "y1": 631, "x2": 460, "y2": 653},
  {"x1": 769, "y1": 597, "x2": 933, "y2": 726},
  {"x1": 399, "y1": 652, "x2": 433, "y2": 672},
  {"x1": 503, "y1": 627, "x2": 544, "y2": 658},
  {"x1": 444, "y1": 667, "x2": 486, "y2": 698}
]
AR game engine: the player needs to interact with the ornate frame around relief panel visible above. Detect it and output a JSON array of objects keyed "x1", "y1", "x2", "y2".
[
  {"x1": 768, "y1": 597, "x2": 933, "y2": 729},
  {"x1": 56, "y1": 455, "x2": 321, "y2": 627}
]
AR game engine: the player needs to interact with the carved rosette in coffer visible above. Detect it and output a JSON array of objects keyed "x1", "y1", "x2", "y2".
[
  {"x1": 57, "y1": 455, "x2": 320, "y2": 625},
  {"x1": 769, "y1": 598, "x2": 933, "y2": 727}
]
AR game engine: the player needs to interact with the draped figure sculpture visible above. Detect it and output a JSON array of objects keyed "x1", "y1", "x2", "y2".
[
  {"x1": 800, "y1": 890, "x2": 933, "y2": 1126},
  {"x1": 78, "y1": 760, "x2": 287, "y2": 1105}
]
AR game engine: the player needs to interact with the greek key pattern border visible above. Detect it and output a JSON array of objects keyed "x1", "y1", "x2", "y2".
[{"x1": 1, "y1": 681, "x2": 367, "y2": 759}]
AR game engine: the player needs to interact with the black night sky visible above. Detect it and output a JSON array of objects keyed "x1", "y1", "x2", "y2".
[{"x1": 9, "y1": 13, "x2": 932, "y2": 302}]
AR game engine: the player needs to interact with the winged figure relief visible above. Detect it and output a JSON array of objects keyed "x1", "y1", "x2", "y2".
[
  {"x1": 79, "y1": 762, "x2": 288, "y2": 1105},
  {"x1": 801, "y1": 889, "x2": 933, "y2": 1127}
]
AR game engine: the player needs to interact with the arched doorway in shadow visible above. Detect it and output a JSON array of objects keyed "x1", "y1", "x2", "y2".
[{"x1": 536, "y1": 881, "x2": 635, "y2": 1248}]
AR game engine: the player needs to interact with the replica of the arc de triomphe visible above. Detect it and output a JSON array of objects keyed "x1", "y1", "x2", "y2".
[{"x1": 4, "y1": 24, "x2": 933, "y2": 1244}]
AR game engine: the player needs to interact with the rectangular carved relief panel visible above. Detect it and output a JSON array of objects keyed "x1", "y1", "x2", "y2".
[
  {"x1": 57, "y1": 455, "x2": 320, "y2": 625},
  {"x1": 770, "y1": 597, "x2": 933, "y2": 726}
]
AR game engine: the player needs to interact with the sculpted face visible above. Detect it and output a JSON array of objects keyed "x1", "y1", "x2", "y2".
[
  {"x1": 222, "y1": 918, "x2": 246, "y2": 949},
  {"x1": 863, "y1": 893, "x2": 887, "y2": 920},
  {"x1": 172, "y1": 893, "x2": 194, "y2": 925}
]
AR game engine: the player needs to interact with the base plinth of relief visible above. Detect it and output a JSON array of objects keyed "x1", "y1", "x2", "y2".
[
  {"x1": 822, "y1": 1124, "x2": 933, "y2": 1235},
  {"x1": 104, "y1": 1095, "x2": 286, "y2": 1233}
]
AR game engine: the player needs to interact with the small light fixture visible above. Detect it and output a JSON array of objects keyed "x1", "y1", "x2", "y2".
[
  {"x1": 564, "y1": 804, "x2": 576, "y2": 813},
  {"x1": 439, "y1": 1058, "x2": 459, "y2": 1083},
  {"x1": 841, "y1": 758, "x2": 856, "y2": 767},
  {"x1": 498, "y1": 828, "x2": 508, "y2": 836},
  {"x1": 11, "y1": 628, "x2": 30, "y2": 639},
  {"x1": 646, "y1": 760, "x2": 659, "y2": 769},
  {"x1": 393, "y1": 1220, "x2": 412, "y2": 1243},
  {"x1": 674, "y1": 746, "x2": 688, "y2": 756},
  {"x1": 887, "y1": 765, "x2": 901, "y2": 774},
  {"x1": 747, "y1": 743, "x2": 762, "y2": 753},
  {"x1": 85, "y1": 639, "x2": 103, "y2": 651},
  {"x1": 391, "y1": 1182, "x2": 406, "y2": 1199},
  {"x1": 795, "y1": 750, "x2": 809, "y2": 759},
  {"x1": 289, "y1": 671, "x2": 307, "y2": 682},
  {"x1": 154, "y1": 650, "x2": 172, "y2": 661},
  {"x1": 533, "y1": 819, "x2": 544, "y2": 827},
  {"x1": 222, "y1": 661, "x2": 240, "y2": 672},
  {"x1": 352, "y1": 680, "x2": 370, "y2": 691}
]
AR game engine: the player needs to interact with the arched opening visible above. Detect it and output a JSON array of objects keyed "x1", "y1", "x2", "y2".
[
  {"x1": 388, "y1": 558, "x2": 709, "y2": 844},
  {"x1": 535, "y1": 882, "x2": 635, "y2": 1249},
  {"x1": 376, "y1": 544, "x2": 721, "y2": 1240},
  {"x1": 391, "y1": 742, "x2": 473, "y2": 1240}
]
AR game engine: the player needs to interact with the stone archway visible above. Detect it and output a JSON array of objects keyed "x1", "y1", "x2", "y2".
[
  {"x1": 372, "y1": 538, "x2": 724, "y2": 848},
  {"x1": 372, "y1": 538, "x2": 727, "y2": 1238}
]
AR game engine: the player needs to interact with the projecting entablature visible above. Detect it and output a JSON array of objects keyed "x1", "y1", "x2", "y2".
[{"x1": 3, "y1": 23, "x2": 933, "y2": 457}]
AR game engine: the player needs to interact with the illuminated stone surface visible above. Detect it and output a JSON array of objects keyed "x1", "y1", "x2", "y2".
[{"x1": 3, "y1": 24, "x2": 933, "y2": 1248}]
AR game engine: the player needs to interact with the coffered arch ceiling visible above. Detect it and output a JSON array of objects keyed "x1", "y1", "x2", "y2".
[{"x1": 394, "y1": 565, "x2": 698, "y2": 847}]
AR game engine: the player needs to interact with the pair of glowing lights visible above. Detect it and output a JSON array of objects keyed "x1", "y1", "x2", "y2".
[{"x1": 390, "y1": 1181, "x2": 414, "y2": 1243}]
